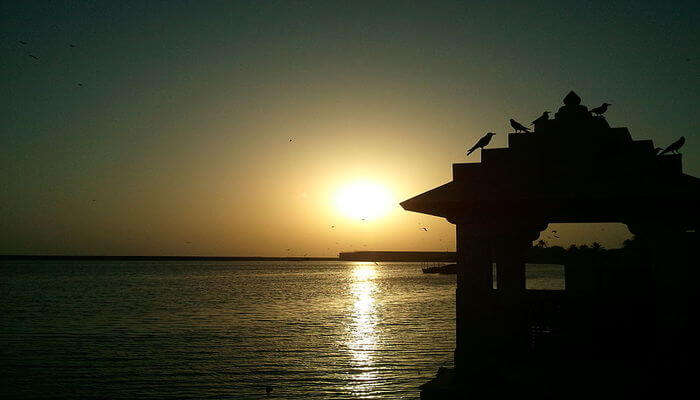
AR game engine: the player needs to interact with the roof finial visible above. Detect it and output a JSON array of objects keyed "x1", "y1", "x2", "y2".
[{"x1": 563, "y1": 91, "x2": 581, "y2": 106}]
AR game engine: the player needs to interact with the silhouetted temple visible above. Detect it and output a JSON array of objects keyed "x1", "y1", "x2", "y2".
[{"x1": 401, "y1": 92, "x2": 699, "y2": 399}]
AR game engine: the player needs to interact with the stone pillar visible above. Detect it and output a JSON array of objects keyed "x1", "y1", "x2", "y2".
[
  {"x1": 454, "y1": 223, "x2": 494, "y2": 373},
  {"x1": 454, "y1": 222, "x2": 544, "y2": 374},
  {"x1": 492, "y1": 231, "x2": 537, "y2": 358},
  {"x1": 626, "y1": 223, "x2": 699, "y2": 395}
]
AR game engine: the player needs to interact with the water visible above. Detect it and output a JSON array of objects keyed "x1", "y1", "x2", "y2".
[{"x1": 0, "y1": 261, "x2": 563, "y2": 399}]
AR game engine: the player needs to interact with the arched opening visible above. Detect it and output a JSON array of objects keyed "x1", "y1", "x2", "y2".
[
  {"x1": 522, "y1": 222, "x2": 642, "y2": 356},
  {"x1": 526, "y1": 222, "x2": 633, "y2": 290}
]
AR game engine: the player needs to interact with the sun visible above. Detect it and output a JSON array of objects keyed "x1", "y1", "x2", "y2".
[{"x1": 334, "y1": 181, "x2": 394, "y2": 221}]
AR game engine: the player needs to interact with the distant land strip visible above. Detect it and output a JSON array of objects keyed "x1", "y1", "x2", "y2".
[{"x1": 339, "y1": 251, "x2": 457, "y2": 262}]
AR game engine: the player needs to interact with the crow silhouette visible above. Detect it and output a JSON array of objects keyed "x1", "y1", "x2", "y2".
[
  {"x1": 531, "y1": 111, "x2": 550, "y2": 125},
  {"x1": 466, "y1": 132, "x2": 495, "y2": 156},
  {"x1": 590, "y1": 103, "x2": 610, "y2": 116},
  {"x1": 509, "y1": 119, "x2": 530, "y2": 133},
  {"x1": 659, "y1": 136, "x2": 685, "y2": 155}
]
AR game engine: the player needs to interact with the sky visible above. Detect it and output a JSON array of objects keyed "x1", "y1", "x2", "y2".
[{"x1": 2, "y1": 0, "x2": 698, "y2": 256}]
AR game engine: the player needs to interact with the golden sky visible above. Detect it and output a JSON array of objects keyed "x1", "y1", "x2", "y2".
[{"x1": 2, "y1": 1, "x2": 697, "y2": 256}]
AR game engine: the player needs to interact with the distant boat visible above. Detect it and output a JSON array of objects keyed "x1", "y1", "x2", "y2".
[{"x1": 422, "y1": 263, "x2": 457, "y2": 274}]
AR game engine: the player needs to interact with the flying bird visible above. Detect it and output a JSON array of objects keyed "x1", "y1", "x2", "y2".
[
  {"x1": 590, "y1": 103, "x2": 611, "y2": 116},
  {"x1": 466, "y1": 132, "x2": 495, "y2": 156},
  {"x1": 420, "y1": 227, "x2": 428, "y2": 231},
  {"x1": 509, "y1": 119, "x2": 530, "y2": 133},
  {"x1": 19, "y1": 41, "x2": 27, "y2": 45},
  {"x1": 531, "y1": 111, "x2": 550, "y2": 125},
  {"x1": 28, "y1": 54, "x2": 39, "y2": 60},
  {"x1": 658, "y1": 136, "x2": 685, "y2": 155}
]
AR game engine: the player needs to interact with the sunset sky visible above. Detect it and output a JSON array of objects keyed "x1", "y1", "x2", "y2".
[{"x1": 2, "y1": 1, "x2": 698, "y2": 256}]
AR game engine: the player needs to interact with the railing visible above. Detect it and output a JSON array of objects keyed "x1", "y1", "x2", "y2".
[{"x1": 525, "y1": 290, "x2": 565, "y2": 353}]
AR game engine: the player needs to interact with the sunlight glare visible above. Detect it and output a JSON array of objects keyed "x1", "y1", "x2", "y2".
[
  {"x1": 345, "y1": 262, "x2": 379, "y2": 394},
  {"x1": 335, "y1": 181, "x2": 394, "y2": 221}
]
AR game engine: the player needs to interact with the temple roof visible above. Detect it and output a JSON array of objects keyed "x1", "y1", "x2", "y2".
[{"x1": 400, "y1": 92, "x2": 700, "y2": 227}]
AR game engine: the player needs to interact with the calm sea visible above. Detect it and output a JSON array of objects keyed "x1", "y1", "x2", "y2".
[{"x1": 0, "y1": 261, "x2": 563, "y2": 399}]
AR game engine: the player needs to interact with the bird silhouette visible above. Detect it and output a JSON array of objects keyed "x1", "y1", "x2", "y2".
[
  {"x1": 28, "y1": 54, "x2": 39, "y2": 60},
  {"x1": 420, "y1": 227, "x2": 428, "y2": 231},
  {"x1": 19, "y1": 41, "x2": 27, "y2": 45},
  {"x1": 531, "y1": 111, "x2": 550, "y2": 125},
  {"x1": 590, "y1": 103, "x2": 610, "y2": 116},
  {"x1": 466, "y1": 132, "x2": 495, "y2": 156},
  {"x1": 659, "y1": 136, "x2": 685, "y2": 155},
  {"x1": 509, "y1": 119, "x2": 530, "y2": 133}
]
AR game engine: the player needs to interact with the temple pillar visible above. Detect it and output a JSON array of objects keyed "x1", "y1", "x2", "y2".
[
  {"x1": 453, "y1": 222, "x2": 544, "y2": 374},
  {"x1": 454, "y1": 223, "x2": 494, "y2": 373},
  {"x1": 492, "y1": 230, "x2": 539, "y2": 358},
  {"x1": 626, "y1": 223, "x2": 699, "y2": 395}
]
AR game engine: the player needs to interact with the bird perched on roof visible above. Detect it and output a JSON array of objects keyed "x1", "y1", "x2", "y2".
[
  {"x1": 531, "y1": 111, "x2": 550, "y2": 125},
  {"x1": 509, "y1": 119, "x2": 530, "y2": 133},
  {"x1": 658, "y1": 136, "x2": 685, "y2": 155},
  {"x1": 466, "y1": 132, "x2": 495, "y2": 156},
  {"x1": 590, "y1": 103, "x2": 611, "y2": 116}
]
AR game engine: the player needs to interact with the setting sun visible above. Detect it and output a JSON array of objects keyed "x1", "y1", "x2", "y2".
[{"x1": 335, "y1": 182, "x2": 394, "y2": 221}]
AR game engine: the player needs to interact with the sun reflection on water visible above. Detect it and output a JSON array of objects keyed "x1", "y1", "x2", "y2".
[{"x1": 346, "y1": 263, "x2": 379, "y2": 394}]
